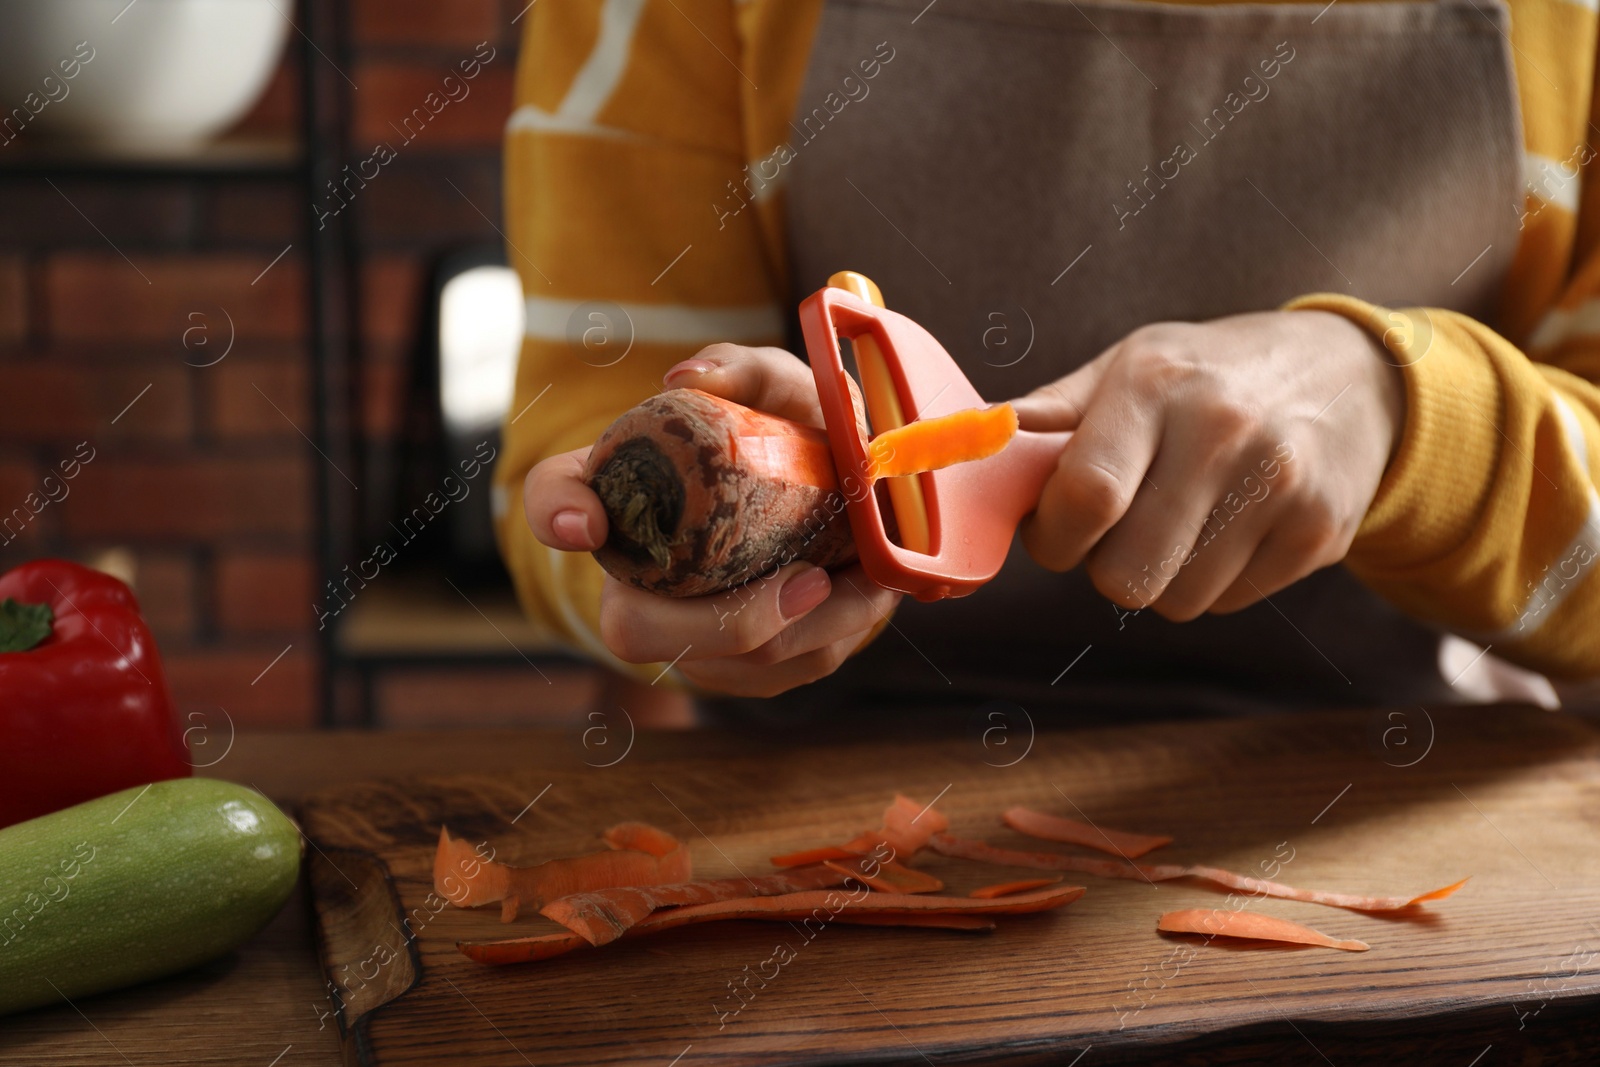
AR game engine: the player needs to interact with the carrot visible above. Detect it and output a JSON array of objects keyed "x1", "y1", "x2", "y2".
[
  {"x1": 459, "y1": 883, "x2": 1086, "y2": 965},
  {"x1": 541, "y1": 865, "x2": 849, "y2": 946},
  {"x1": 585, "y1": 387, "x2": 1029, "y2": 597},
  {"x1": 825, "y1": 858, "x2": 944, "y2": 894},
  {"x1": 772, "y1": 794, "x2": 949, "y2": 868},
  {"x1": 969, "y1": 878, "x2": 1062, "y2": 899},
  {"x1": 1158, "y1": 909, "x2": 1370, "y2": 952},
  {"x1": 929, "y1": 833, "x2": 1469, "y2": 913},
  {"x1": 434, "y1": 824, "x2": 693, "y2": 922},
  {"x1": 768, "y1": 845, "x2": 863, "y2": 868},
  {"x1": 602, "y1": 822, "x2": 683, "y2": 855},
  {"x1": 1002, "y1": 806, "x2": 1173, "y2": 859},
  {"x1": 867, "y1": 404, "x2": 1017, "y2": 481},
  {"x1": 584, "y1": 389, "x2": 857, "y2": 597}
]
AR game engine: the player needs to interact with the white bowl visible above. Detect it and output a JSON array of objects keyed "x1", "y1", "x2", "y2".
[{"x1": 0, "y1": 0, "x2": 292, "y2": 148}]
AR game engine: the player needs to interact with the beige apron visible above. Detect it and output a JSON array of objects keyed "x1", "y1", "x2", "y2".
[{"x1": 724, "y1": 0, "x2": 1524, "y2": 725}]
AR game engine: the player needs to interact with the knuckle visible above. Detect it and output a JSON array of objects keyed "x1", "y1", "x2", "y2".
[
  {"x1": 1268, "y1": 450, "x2": 1303, "y2": 493},
  {"x1": 1152, "y1": 589, "x2": 1207, "y2": 623},
  {"x1": 818, "y1": 640, "x2": 853, "y2": 675},
  {"x1": 1288, "y1": 504, "x2": 1342, "y2": 561},
  {"x1": 1060, "y1": 462, "x2": 1134, "y2": 528},
  {"x1": 1199, "y1": 400, "x2": 1258, "y2": 446},
  {"x1": 598, "y1": 607, "x2": 647, "y2": 663},
  {"x1": 1124, "y1": 329, "x2": 1199, "y2": 390},
  {"x1": 1087, "y1": 555, "x2": 1151, "y2": 609},
  {"x1": 743, "y1": 629, "x2": 795, "y2": 667},
  {"x1": 726, "y1": 601, "x2": 776, "y2": 655}
]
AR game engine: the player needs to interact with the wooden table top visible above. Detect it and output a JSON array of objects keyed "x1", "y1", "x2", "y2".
[{"x1": 2, "y1": 707, "x2": 1596, "y2": 1067}]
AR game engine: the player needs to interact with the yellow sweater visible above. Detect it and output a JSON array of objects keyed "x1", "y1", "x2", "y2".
[{"x1": 494, "y1": 0, "x2": 1600, "y2": 682}]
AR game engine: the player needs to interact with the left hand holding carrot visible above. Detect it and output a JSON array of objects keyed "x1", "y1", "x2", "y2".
[{"x1": 523, "y1": 345, "x2": 901, "y2": 697}]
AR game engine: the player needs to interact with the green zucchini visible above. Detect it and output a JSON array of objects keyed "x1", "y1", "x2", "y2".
[{"x1": 0, "y1": 778, "x2": 301, "y2": 1016}]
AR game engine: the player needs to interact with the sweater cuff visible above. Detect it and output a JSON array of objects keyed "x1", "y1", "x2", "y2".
[{"x1": 1283, "y1": 293, "x2": 1504, "y2": 575}]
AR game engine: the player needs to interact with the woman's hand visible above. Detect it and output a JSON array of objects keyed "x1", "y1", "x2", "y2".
[
  {"x1": 1012, "y1": 309, "x2": 1404, "y2": 620},
  {"x1": 522, "y1": 344, "x2": 901, "y2": 697}
]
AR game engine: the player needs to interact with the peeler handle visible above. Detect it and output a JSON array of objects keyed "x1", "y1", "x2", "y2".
[{"x1": 1003, "y1": 428, "x2": 1074, "y2": 522}]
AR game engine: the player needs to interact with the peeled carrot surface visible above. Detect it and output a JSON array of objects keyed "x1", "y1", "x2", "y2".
[
  {"x1": 434, "y1": 824, "x2": 692, "y2": 922},
  {"x1": 1003, "y1": 806, "x2": 1173, "y2": 859},
  {"x1": 969, "y1": 878, "x2": 1063, "y2": 899},
  {"x1": 459, "y1": 884, "x2": 1087, "y2": 965},
  {"x1": 929, "y1": 834, "x2": 1469, "y2": 913},
  {"x1": 1158, "y1": 909, "x2": 1370, "y2": 952},
  {"x1": 866, "y1": 404, "x2": 1019, "y2": 481}
]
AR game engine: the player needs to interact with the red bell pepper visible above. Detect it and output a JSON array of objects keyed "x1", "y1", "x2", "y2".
[{"x1": 0, "y1": 559, "x2": 189, "y2": 828}]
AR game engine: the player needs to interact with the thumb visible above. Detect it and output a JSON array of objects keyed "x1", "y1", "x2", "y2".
[{"x1": 1007, "y1": 345, "x2": 1116, "y2": 432}]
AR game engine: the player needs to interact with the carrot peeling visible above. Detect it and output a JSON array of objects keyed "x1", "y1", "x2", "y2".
[
  {"x1": 929, "y1": 834, "x2": 1468, "y2": 913},
  {"x1": 769, "y1": 845, "x2": 863, "y2": 868},
  {"x1": 824, "y1": 857, "x2": 944, "y2": 894},
  {"x1": 1158, "y1": 909, "x2": 1370, "y2": 952},
  {"x1": 969, "y1": 878, "x2": 1062, "y2": 899},
  {"x1": 540, "y1": 865, "x2": 848, "y2": 946},
  {"x1": 459, "y1": 883, "x2": 1086, "y2": 966},
  {"x1": 772, "y1": 794, "x2": 949, "y2": 867},
  {"x1": 866, "y1": 404, "x2": 1018, "y2": 482},
  {"x1": 1003, "y1": 806, "x2": 1173, "y2": 859},
  {"x1": 434, "y1": 824, "x2": 692, "y2": 922}
]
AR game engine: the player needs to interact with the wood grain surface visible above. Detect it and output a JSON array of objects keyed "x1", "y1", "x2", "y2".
[
  {"x1": 298, "y1": 706, "x2": 1600, "y2": 1066},
  {"x1": 0, "y1": 727, "x2": 752, "y2": 1067}
]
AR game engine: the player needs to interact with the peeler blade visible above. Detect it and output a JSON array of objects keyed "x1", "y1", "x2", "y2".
[{"x1": 800, "y1": 284, "x2": 1068, "y2": 601}]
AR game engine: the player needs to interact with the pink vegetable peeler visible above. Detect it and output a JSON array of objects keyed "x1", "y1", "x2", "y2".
[{"x1": 800, "y1": 271, "x2": 1072, "y2": 602}]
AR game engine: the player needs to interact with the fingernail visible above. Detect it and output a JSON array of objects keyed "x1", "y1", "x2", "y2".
[
  {"x1": 778, "y1": 566, "x2": 831, "y2": 620},
  {"x1": 664, "y1": 359, "x2": 717, "y2": 386},
  {"x1": 552, "y1": 509, "x2": 592, "y2": 549}
]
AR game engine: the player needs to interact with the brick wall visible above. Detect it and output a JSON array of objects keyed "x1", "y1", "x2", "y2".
[{"x1": 0, "y1": 0, "x2": 532, "y2": 728}]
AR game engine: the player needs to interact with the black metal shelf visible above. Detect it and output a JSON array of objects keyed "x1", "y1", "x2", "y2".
[{"x1": 0, "y1": 134, "x2": 303, "y2": 179}]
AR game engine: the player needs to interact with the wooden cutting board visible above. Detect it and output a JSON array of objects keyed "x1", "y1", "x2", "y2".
[{"x1": 299, "y1": 706, "x2": 1600, "y2": 1066}]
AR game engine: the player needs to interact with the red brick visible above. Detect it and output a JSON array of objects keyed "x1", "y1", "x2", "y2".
[
  {"x1": 208, "y1": 355, "x2": 309, "y2": 440},
  {"x1": 216, "y1": 551, "x2": 316, "y2": 635},
  {"x1": 162, "y1": 646, "x2": 317, "y2": 729},
  {"x1": 376, "y1": 664, "x2": 599, "y2": 727},
  {"x1": 352, "y1": 0, "x2": 501, "y2": 47},
  {"x1": 362, "y1": 254, "x2": 426, "y2": 346},
  {"x1": 0, "y1": 361, "x2": 191, "y2": 444},
  {"x1": 359, "y1": 158, "x2": 502, "y2": 243},
  {"x1": 60, "y1": 457, "x2": 311, "y2": 540},
  {"x1": 0, "y1": 256, "x2": 25, "y2": 344},
  {"x1": 203, "y1": 182, "x2": 302, "y2": 245},
  {"x1": 363, "y1": 359, "x2": 408, "y2": 439},
  {"x1": 0, "y1": 179, "x2": 196, "y2": 247},
  {"x1": 132, "y1": 552, "x2": 198, "y2": 641},
  {"x1": 352, "y1": 61, "x2": 514, "y2": 150},
  {"x1": 44, "y1": 253, "x2": 305, "y2": 343},
  {"x1": 0, "y1": 458, "x2": 46, "y2": 551}
]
